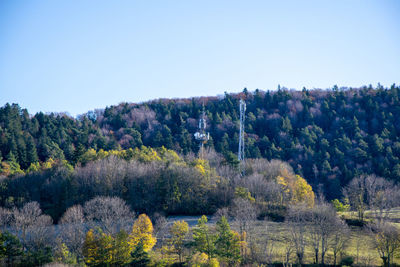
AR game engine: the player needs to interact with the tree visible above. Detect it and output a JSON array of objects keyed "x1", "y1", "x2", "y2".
[
  {"x1": 214, "y1": 216, "x2": 241, "y2": 266},
  {"x1": 344, "y1": 175, "x2": 400, "y2": 222},
  {"x1": 1, "y1": 152, "x2": 24, "y2": 176},
  {"x1": 128, "y1": 214, "x2": 156, "y2": 252},
  {"x1": 83, "y1": 196, "x2": 134, "y2": 235},
  {"x1": 364, "y1": 175, "x2": 399, "y2": 223},
  {"x1": 343, "y1": 176, "x2": 367, "y2": 221},
  {"x1": 130, "y1": 240, "x2": 150, "y2": 267},
  {"x1": 59, "y1": 205, "x2": 85, "y2": 257},
  {"x1": 82, "y1": 229, "x2": 99, "y2": 266},
  {"x1": 193, "y1": 215, "x2": 216, "y2": 260},
  {"x1": 169, "y1": 220, "x2": 189, "y2": 263},
  {"x1": 110, "y1": 230, "x2": 131, "y2": 265},
  {"x1": 331, "y1": 198, "x2": 350, "y2": 212},
  {"x1": 230, "y1": 198, "x2": 257, "y2": 240},
  {"x1": 277, "y1": 166, "x2": 315, "y2": 207},
  {"x1": 0, "y1": 231, "x2": 23, "y2": 266},
  {"x1": 370, "y1": 222, "x2": 400, "y2": 267},
  {"x1": 331, "y1": 219, "x2": 350, "y2": 266},
  {"x1": 82, "y1": 228, "x2": 115, "y2": 267},
  {"x1": 54, "y1": 242, "x2": 78, "y2": 265},
  {"x1": 286, "y1": 204, "x2": 308, "y2": 265},
  {"x1": 308, "y1": 203, "x2": 340, "y2": 265},
  {"x1": 11, "y1": 202, "x2": 53, "y2": 250},
  {"x1": 25, "y1": 135, "x2": 38, "y2": 166}
]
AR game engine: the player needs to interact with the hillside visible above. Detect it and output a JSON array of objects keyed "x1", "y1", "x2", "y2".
[{"x1": 1, "y1": 85, "x2": 400, "y2": 199}]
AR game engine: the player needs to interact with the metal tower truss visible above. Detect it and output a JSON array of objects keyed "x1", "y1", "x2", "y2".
[{"x1": 238, "y1": 99, "x2": 246, "y2": 174}]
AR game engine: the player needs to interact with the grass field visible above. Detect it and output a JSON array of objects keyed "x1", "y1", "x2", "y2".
[
  {"x1": 169, "y1": 212, "x2": 400, "y2": 266},
  {"x1": 236, "y1": 220, "x2": 384, "y2": 266}
]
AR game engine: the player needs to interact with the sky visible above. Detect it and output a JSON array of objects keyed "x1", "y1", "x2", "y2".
[{"x1": 0, "y1": 0, "x2": 399, "y2": 116}]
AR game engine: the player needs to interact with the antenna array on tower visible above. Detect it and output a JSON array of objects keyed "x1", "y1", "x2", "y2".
[{"x1": 194, "y1": 104, "x2": 209, "y2": 158}]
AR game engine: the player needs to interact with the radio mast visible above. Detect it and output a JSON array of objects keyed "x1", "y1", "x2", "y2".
[
  {"x1": 238, "y1": 99, "x2": 246, "y2": 174},
  {"x1": 194, "y1": 104, "x2": 209, "y2": 158}
]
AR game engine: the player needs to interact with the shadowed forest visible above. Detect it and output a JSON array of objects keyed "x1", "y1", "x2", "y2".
[{"x1": 1, "y1": 85, "x2": 400, "y2": 266}]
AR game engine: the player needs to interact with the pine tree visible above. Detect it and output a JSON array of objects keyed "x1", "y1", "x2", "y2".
[
  {"x1": 214, "y1": 216, "x2": 241, "y2": 266},
  {"x1": 130, "y1": 240, "x2": 150, "y2": 267},
  {"x1": 193, "y1": 215, "x2": 216, "y2": 259}
]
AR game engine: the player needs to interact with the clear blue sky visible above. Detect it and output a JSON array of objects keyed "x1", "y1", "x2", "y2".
[{"x1": 0, "y1": 0, "x2": 399, "y2": 116}]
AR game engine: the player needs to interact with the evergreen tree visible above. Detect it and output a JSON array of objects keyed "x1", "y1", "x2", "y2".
[
  {"x1": 214, "y1": 216, "x2": 241, "y2": 266},
  {"x1": 193, "y1": 215, "x2": 216, "y2": 259},
  {"x1": 130, "y1": 240, "x2": 150, "y2": 267}
]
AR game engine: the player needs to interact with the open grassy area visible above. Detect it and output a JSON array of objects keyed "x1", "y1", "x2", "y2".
[
  {"x1": 167, "y1": 210, "x2": 400, "y2": 266},
  {"x1": 339, "y1": 208, "x2": 400, "y2": 222},
  {"x1": 234, "y1": 220, "x2": 384, "y2": 266}
]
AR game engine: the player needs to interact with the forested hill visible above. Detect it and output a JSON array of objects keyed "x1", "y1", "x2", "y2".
[{"x1": 1, "y1": 85, "x2": 400, "y2": 198}]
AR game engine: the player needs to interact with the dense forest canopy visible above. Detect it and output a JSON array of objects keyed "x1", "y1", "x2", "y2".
[{"x1": 1, "y1": 84, "x2": 400, "y2": 200}]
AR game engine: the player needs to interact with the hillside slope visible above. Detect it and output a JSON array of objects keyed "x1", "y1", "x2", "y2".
[{"x1": 1, "y1": 85, "x2": 400, "y2": 198}]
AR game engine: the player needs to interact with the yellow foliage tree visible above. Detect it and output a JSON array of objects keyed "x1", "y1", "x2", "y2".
[
  {"x1": 82, "y1": 229, "x2": 115, "y2": 266},
  {"x1": 79, "y1": 148, "x2": 98, "y2": 165},
  {"x1": 169, "y1": 220, "x2": 189, "y2": 263},
  {"x1": 97, "y1": 149, "x2": 109, "y2": 159},
  {"x1": 159, "y1": 146, "x2": 181, "y2": 163},
  {"x1": 234, "y1": 187, "x2": 255, "y2": 203},
  {"x1": 190, "y1": 252, "x2": 220, "y2": 267},
  {"x1": 26, "y1": 162, "x2": 40, "y2": 173},
  {"x1": 82, "y1": 229, "x2": 99, "y2": 266},
  {"x1": 293, "y1": 175, "x2": 315, "y2": 207},
  {"x1": 191, "y1": 158, "x2": 214, "y2": 177},
  {"x1": 42, "y1": 157, "x2": 55, "y2": 170},
  {"x1": 276, "y1": 166, "x2": 314, "y2": 207},
  {"x1": 134, "y1": 146, "x2": 161, "y2": 162},
  {"x1": 128, "y1": 214, "x2": 156, "y2": 252}
]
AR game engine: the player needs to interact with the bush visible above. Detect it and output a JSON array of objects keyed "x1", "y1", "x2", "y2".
[
  {"x1": 344, "y1": 218, "x2": 365, "y2": 227},
  {"x1": 340, "y1": 255, "x2": 354, "y2": 266}
]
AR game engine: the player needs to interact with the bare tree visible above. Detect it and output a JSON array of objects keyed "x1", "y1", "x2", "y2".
[
  {"x1": 343, "y1": 176, "x2": 367, "y2": 221},
  {"x1": 239, "y1": 173, "x2": 282, "y2": 206},
  {"x1": 58, "y1": 205, "x2": 86, "y2": 257},
  {"x1": 230, "y1": 198, "x2": 257, "y2": 235},
  {"x1": 10, "y1": 202, "x2": 53, "y2": 250},
  {"x1": 364, "y1": 175, "x2": 400, "y2": 223},
  {"x1": 0, "y1": 207, "x2": 12, "y2": 229},
  {"x1": 152, "y1": 212, "x2": 169, "y2": 244},
  {"x1": 282, "y1": 243, "x2": 293, "y2": 267},
  {"x1": 202, "y1": 147, "x2": 223, "y2": 169},
  {"x1": 286, "y1": 204, "x2": 308, "y2": 265},
  {"x1": 344, "y1": 175, "x2": 400, "y2": 223},
  {"x1": 369, "y1": 222, "x2": 400, "y2": 267},
  {"x1": 60, "y1": 205, "x2": 85, "y2": 225},
  {"x1": 331, "y1": 219, "x2": 350, "y2": 266},
  {"x1": 83, "y1": 196, "x2": 134, "y2": 235},
  {"x1": 213, "y1": 207, "x2": 229, "y2": 222},
  {"x1": 308, "y1": 203, "x2": 338, "y2": 265}
]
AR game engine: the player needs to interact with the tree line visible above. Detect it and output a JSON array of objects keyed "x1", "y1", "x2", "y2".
[
  {"x1": 1, "y1": 84, "x2": 400, "y2": 198},
  {"x1": 0, "y1": 146, "x2": 314, "y2": 222}
]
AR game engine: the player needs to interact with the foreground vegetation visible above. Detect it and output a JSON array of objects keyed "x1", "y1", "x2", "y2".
[
  {"x1": 2, "y1": 197, "x2": 400, "y2": 266},
  {"x1": 0, "y1": 147, "x2": 400, "y2": 266}
]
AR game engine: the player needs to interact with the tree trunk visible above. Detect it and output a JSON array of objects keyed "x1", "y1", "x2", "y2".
[
  {"x1": 333, "y1": 253, "x2": 337, "y2": 267},
  {"x1": 297, "y1": 252, "x2": 303, "y2": 266}
]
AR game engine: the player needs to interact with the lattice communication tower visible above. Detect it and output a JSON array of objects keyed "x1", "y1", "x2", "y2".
[{"x1": 238, "y1": 99, "x2": 246, "y2": 173}]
